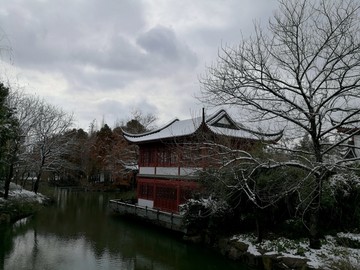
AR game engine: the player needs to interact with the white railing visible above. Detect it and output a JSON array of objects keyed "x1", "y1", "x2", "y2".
[{"x1": 109, "y1": 199, "x2": 185, "y2": 233}]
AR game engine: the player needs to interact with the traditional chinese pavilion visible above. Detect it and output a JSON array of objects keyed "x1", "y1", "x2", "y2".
[{"x1": 122, "y1": 109, "x2": 279, "y2": 213}]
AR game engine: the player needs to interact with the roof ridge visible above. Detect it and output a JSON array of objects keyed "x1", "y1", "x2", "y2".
[
  {"x1": 122, "y1": 118, "x2": 179, "y2": 138},
  {"x1": 206, "y1": 109, "x2": 240, "y2": 130},
  {"x1": 205, "y1": 109, "x2": 227, "y2": 124}
]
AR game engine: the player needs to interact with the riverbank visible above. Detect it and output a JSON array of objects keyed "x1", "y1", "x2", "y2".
[
  {"x1": 0, "y1": 181, "x2": 50, "y2": 225},
  {"x1": 184, "y1": 231, "x2": 360, "y2": 269},
  {"x1": 4, "y1": 184, "x2": 360, "y2": 269},
  {"x1": 224, "y1": 233, "x2": 360, "y2": 269},
  {"x1": 108, "y1": 199, "x2": 360, "y2": 269}
]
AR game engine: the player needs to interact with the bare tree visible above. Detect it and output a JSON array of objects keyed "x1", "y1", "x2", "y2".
[
  {"x1": 116, "y1": 109, "x2": 157, "y2": 133},
  {"x1": 5, "y1": 90, "x2": 44, "y2": 190},
  {"x1": 28, "y1": 102, "x2": 74, "y2": 193},
  {"x1": 200, "y1": 0, "x2": 360, "y2": 248},
  {"x1": 178, "y1": 123, "x2": 288, "y2": 242},
  {"x1": 130, "y1": 109, "x2": 157, "y2": 131},
  {"x1": 6, "y1": 90, "x2": 74, "y2": 193}
]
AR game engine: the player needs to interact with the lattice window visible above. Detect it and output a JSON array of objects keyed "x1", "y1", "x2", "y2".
[{"x1": 138, "y1": 183, "x2": 154, "y2": 200}]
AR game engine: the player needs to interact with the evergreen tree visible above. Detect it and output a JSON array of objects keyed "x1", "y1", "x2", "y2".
[{"x1": 0, "y1": 83, "x2": 19, "y2": 198}]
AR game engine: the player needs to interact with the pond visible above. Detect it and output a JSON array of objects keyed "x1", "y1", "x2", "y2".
[{"x1": 0, "y1": 188, "x2": 251, "y2": 270}]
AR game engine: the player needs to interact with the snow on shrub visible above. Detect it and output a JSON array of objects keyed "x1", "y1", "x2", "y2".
[{"x1": 180, "y1": 196, "x2": 233, "y2": 233}]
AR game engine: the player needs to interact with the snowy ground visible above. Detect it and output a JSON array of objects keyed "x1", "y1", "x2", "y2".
[
  {"x1": 231, "y1": 233, "x2": 360, "y2": 269},
  {"x1": 0, "y1": 181, "x2": 48, "y2": 205}
]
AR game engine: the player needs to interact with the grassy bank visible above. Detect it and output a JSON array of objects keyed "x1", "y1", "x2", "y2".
[
  {"x1": 0, "y1": 200, "x2": 43, "y2": 224},
  {"x1": 0, "y1": 181, "x2": 50, "y2": 225}
]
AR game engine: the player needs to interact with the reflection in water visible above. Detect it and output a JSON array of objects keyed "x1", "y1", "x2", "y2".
[{"x1": 1, "y1": 189, "x2": 249, "y2": 270}]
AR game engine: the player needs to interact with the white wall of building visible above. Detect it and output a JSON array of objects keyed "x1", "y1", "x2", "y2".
[
  {"x1": 139, "y1": 167, "x2": 155, "y2": 175},
  {"x1": 138, "y1": 199, "x2": 154, "y2": 208},
  {"x1": 156, "y1": 167, "x2": 178, "y2": 175}
]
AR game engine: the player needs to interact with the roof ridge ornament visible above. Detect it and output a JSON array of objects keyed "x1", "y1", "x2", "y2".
[{"x1": 202, "y1": 107, "x2": 205, "y2": 124}]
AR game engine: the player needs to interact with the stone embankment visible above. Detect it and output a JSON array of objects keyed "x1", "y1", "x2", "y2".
[
  {"x1": 184, "y1": 232, "x2": 360, "y2": 269},
  {"x1": 184, "y1": 234, "x2": 310, "y2": 269},
  {"x1": 217, "y1": 237, "x2": 310, "y2": 270}
]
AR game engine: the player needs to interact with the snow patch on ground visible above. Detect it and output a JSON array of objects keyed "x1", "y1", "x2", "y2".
[
  {"x1": 231, "y1": 233, "x2": 360, "y2": 269},
  {"x1": 0, "y1": 181, "x2": 48, "y2": 204}
]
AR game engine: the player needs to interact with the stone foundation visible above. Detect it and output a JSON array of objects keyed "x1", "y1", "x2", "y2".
[{"x1": 185, "y1": 235, "x2": 316, "y2": 270}]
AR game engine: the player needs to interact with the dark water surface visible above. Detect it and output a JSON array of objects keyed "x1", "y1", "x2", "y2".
[{"x1": 0, "y1": 189, "x2": 250, "y2": 270}]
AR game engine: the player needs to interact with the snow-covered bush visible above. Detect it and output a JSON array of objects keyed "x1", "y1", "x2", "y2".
[
  {"x1": 180, "y1": 196, "x2": 233, "y2": 235},
  {"x1": 193, "y1": 163, "x2": 360, "y2": 240},
  {"x1": 319, "y1": 172, "x2": 360, "y2": 233}
]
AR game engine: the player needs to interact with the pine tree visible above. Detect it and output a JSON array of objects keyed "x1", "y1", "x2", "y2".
[{"x1": 0, "y1": 83, "x2": 19, "y2": 198}]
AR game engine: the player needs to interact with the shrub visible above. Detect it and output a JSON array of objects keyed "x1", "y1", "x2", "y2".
[{"x1": 180, "y1": 196, "x2": 233, "y2": 236}]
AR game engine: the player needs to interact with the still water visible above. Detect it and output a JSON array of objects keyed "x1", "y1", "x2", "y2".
[{"x1": 0, "y1": 189, "x2": 250, "y2": 270}]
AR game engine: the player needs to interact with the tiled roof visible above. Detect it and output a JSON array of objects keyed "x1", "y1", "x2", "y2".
[{"x1": 122, "y1": 109, "x2": 282, "y2": 143}]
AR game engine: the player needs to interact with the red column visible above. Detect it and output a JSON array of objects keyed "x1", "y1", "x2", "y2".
[{"x1": 153, "y1": 179, "x2": 157, "y2": 202}]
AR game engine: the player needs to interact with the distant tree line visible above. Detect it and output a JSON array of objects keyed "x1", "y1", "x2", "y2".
[{"x1": 0, "y1": 82, "x2": 155, "y2": 197}]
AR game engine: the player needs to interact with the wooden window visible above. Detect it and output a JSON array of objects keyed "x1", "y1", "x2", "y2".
[
  {"x1": 140, "y1": 147, "x2": 156, "y2": 166},
  {"x1": 138, "y1": 182, "x2": 154, "y2": 200},
  {"x1": 157, "y1": 147, "x2": 178, "y2": 167},
  {"x1": 170, "y1": 151, "x2": 178, "y2": 166},
  {"x1": 180, "y1": 145, "x2": 203, "y2": 167},
  {"x1": 154, "y1": 184, "x2": 178, "y2": 212},
  {"x1": 156, "y1": 186, "x2": 176, "y2": 199}
]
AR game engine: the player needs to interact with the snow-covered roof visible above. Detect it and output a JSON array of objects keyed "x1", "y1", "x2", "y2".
[{"x1": 122, "y1": 109, "x2": 282, "y2": 144}]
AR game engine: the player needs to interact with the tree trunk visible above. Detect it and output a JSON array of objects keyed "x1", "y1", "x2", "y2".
[
  {"x1": 33, "y1": 179, "x2": 39, "y2": 194},
  {"x1": 3, "y1": 163, "x2": 14, "y2": 199},
  {"x1": 309, "y1": 174, "x2": 322, "y2": 249},
  {"x1": 255, "y1": 208, "x2": 263, "y2": 243},
  {"x1": 33, "y1": 172, "x2": 42, "y2": 194},
  {"x1": 3, "y1": 178, "x2": 10, "y2": 199},
  {"x1": 309, "y1": 210, "x2": 321, "y2": 249}
]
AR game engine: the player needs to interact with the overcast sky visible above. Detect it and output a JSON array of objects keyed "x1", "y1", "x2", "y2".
[{"x1": 0, "y1": 0, "x2": 278, "y2": 131}]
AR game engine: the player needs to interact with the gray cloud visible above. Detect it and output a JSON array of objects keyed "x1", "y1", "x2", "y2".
[
  {"x1": 137, "y1": 25, "x2": 197, "y2": 71},
  {"x1": 0, "y1": 1, "x2": 199, "y2": 94},
  {"x1": 138, "y1": 26, "x2": 179, "y2": 58},
  {"x1": 0, "y1": 0, "x2": 278, "y2": 129},
  {"x1": 1, "y1": 0, "x2": 145, "y2": 68},
  {"x1": 94, "y1": 98, "x2": 159, "y2": 127}
]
